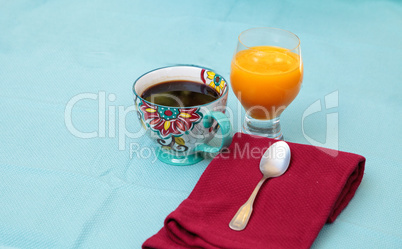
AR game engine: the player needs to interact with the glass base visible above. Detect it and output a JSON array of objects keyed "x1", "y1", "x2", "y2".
[{"x1": 242, "y1": 115, "x2": 283, "y2": 140}]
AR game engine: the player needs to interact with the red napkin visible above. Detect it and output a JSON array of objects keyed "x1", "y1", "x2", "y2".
[{"x1": 143, "y1": 133, "x2": 365, "y2": 249}]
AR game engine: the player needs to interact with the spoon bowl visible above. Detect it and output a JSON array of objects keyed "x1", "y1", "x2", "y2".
[
  {"x1": 229, "y1": 141, "x2": 291, "y2": 231},
  {"x1": 260, "y1": 141, "x2": 291, "y2": 177}
]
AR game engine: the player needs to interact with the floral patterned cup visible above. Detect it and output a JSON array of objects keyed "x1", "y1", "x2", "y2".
[{"x1": 133, "y1": 65, "x2": 232, "y2": 165}]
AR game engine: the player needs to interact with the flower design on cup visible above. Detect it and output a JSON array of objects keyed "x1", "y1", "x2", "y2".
[
  {"x1": 134, "y1": 95, "x2": 146, "y2": 129},
  {"x1": 157, "y1": 136, "x2": 188, "y2": 152},
  {"x1": 207, "y1": 71, "x2": 226, "y2": 94},
  {"x1": 139, "y1": 100, "x2": 203, "y2": 138},
  {"x1": 200, "y1": 69, "x2": 227, "y2": 96}
]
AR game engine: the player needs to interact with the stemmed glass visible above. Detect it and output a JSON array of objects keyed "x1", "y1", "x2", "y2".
[{"x1": 230, "y1": 27, "x2": 303, "y2": 139}]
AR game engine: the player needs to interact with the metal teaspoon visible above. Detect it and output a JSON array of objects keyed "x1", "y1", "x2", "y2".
[{"x1": 229, "y1": 141, "x2": 291, "y2": 231}]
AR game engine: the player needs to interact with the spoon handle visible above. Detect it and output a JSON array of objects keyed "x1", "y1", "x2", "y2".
[{"x1": 229, "y1": 177, "x2": 268, "y2": 231}]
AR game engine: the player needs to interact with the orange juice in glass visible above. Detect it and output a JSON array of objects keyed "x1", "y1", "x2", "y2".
[{"x1": 230, "y1": 28, "x2": 303, "y2": 139}]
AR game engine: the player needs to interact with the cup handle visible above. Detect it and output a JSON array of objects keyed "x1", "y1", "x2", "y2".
[{"x1": 195, "y1": 111, "x2": 232, "y2": 154}]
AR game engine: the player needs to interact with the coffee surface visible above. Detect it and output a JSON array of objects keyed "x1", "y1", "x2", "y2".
[{"x1": 141, "y1": 80, "x2": 219, "y2": 107}]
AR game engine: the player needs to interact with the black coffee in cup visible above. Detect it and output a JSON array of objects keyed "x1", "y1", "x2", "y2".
[{"x1": 141, "y1": 80, "x2": 219, "y2": 107}]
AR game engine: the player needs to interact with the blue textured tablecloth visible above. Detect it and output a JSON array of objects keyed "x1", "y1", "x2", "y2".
[{"x1": 0, "y1": 0, "x2": 401, "y2": 248}]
